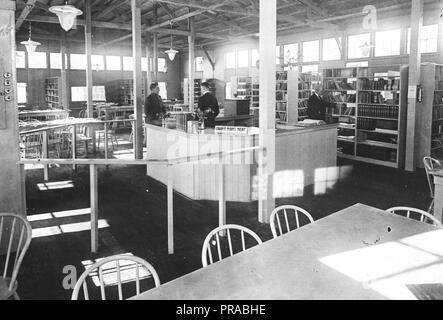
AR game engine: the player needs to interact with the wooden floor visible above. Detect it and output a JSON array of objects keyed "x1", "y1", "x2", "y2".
[{"x1": 16, "y1": 153, "x2": 432, "y2": 300}]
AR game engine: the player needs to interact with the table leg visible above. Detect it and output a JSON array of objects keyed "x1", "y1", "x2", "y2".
[
  {"x1": 91, "y1": 125, "x2": 96, "y2": 153},
  {"x1": 72, "y1": 125, "x2": 77, "y2": 170},
  {"x1": 219, "y1": 159, "x2": 226, "y2": 236},
  {"x1": 90, "y1": 164, "x2": 99, "y2": 253},
  {"x1": 42, "y1": 131, "x2": 49, "y2": 181},
  {"x1": 167, "y1": 165, "x2": 174, "y2": 254},
  {"x1": 104, "y1": 122, "x2": 109, "y2": 159}
]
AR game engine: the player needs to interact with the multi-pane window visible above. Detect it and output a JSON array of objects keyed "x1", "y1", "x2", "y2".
[
  {"x1": 407, "y1": 24, "x2": 439, "y2": 54},
  {"x1": 302, "y1": 40, "x2": 319, "y2": 62},
  {"x1": 17, "y1": 83, "x2": 27, "y2": 104},
  {"x1": 158, "y1": 58, "x2": 167, "y2": 73},
  {"x1": 159, "y1": 82, "x2": 167, "y2": 99},
  {"x1": 50, "y1": 53, "x2": 62, "y2": 69},
  {"x1": 226, "y1": 51, "x2": 235, "y2": 69},
  {"x1": 347, "y1": 33, "x2": 371, "y2": 59},
  {"x1": 123, "y1": 56, "x2": 133, "y2": 71},
  {"x1": 283, "y1": 43, "x2": 298, "y2": 66},
  {"x1": 237, "y1": 50, "x2": 249, "y2": 68},
  {"x1": 225, "y1": 82, "x2": 232, "y2": 99},
  {"x1": 195, "y1": 56, "x2": 204, "y2": 72},
  {"x1": 301, "y1": 65, "x2": 319, "y2": 73},
  {"x1": 71, "y1": 86, "x2": 106, "y2": 102},
  {"x1": 142, "y1": 57, "x2": 148, "y2": 72},
  {"x1": 346, "y1": 61, "x2": 369, "y2": 68},
  {"x1": 28, "y1": 52, "x2": 47, "y2": 69},
  {"x1": 322, "y1": 38, "x2": 341, "y2": 61},
  {"x1": 375, "y1": 29, "x2": 401, "y2": 57},
  {"x1": 251, "y1": 49, "x2": 259, "y2": 67},
  {"x1": 70, "y1": 54, "x2": 86, "y2": 70},
  {"x1": 16, "y1": 51, "x2": 26, "y2": 68},
  {"x1": 92, "y1": 55, "x2": 105, "y2": 70},
  {"x1": 106, "y1": 56, "x2": 121, "y2": 71}
]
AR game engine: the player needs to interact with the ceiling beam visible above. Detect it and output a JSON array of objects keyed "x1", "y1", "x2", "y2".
[{"x1": 16, "y1": 0, "x2": 40, "y2": 30}]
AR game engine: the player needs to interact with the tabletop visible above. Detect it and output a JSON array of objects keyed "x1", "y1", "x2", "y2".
[{"x1": 130, "y1": 203, "x2": 443, "y2": 300}]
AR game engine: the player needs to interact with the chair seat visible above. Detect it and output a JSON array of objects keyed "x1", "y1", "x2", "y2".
[{"x1": 0, "y1": 278, "x2": 17, "y2": 300}]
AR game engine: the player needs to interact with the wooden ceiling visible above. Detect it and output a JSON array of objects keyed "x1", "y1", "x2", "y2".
[{"x1": 14, "y1": 0, "x2": 438, "y2": 51}]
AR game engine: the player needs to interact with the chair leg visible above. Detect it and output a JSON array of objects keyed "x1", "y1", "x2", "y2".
[{"x1": 428, "y1": 199, "x2": 434, "y2": 214}]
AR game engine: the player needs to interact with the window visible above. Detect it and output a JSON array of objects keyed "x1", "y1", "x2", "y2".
[
  {"x1": 407, "y1": 24, "x2": 438, "y2": 54},
  {"x1": 123, "y1": 56, "x2": 133, "y2": 71},
  {"x1": 226, "y1": 51, "x2": 235, "y2": 69},
  {"x1": 322, "y1": 38, "x2": 341, "y2": 61},
  {"x1": 251, "y1": 49, "x2": 259, "y2": 67},
  {"x1": 375, "y1": 29, "x2": 401, "y2": 57},
  {"x1": 28, "y1": 52, "x2": 47, "y2": 69},
  {"x1": 106, "y1": 56, "x2": 121, "y2": 71},
  {"x1": 276, "y1": 46, "x2": 281, "y2": 65},
  {"x1": 346, "y1": 61, "x2": 369, "y2": 68},
  {"x1": 50, "y1": 53, "x2": 62, "y2": 69},
  {"x1": 348, "y1": 33, "x2": 371, "y2": 59},
  {"x1": 284, "y1": 43, "x2": 298, "y2": 66},
  {"x1": 71, "y1": 86, "x2": 106, "y2": 102},
  {"x1": 17, "y1": 83, "x2": 27, "y2": 104},
  {"x1": 70, "y1": 54, "x2": 86, "y2": 70},
  {"x1": 225, "y1": 82, "x2": 232, "y2": 99},
  {"x1": 92, "y1": 55, "x2": 105, "y2": 71},
  {"x1": 301, "y1": 65, "x2": 319, "y2": 73},
  {"x1": 142, "y1": 57, "x2": 148, "y2": 72},
  {"x1": 237, "y1": 50, "x2": 249, "y2": 68},
  {"x1": 158, "y1": 82, "x2": 167, "y2": 99},
  {"x1": 302, "y1": 40, "x2": 319, "y2": 62},
  {"x1": 195, "y1": 56, "x2": 204, "y2": 72},
  {"x1": 16, "y1": 51, "x2": 26, "y2": 68},
  {"x1": 158, "y1": 58, "x2": 167, "y2": 73}
]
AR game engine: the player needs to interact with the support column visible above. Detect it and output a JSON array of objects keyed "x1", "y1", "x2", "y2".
[
  {"x1": 153, "y1": 4, "x2": 159, "y2": 81},
  {"x1": 85, "y1": 0, "x2": 93, "y2": 118},
  {"x1": 188, "y1": 16, "x2": 195, "y2": 112},
  {"x1": 132, "y1": 0, "x2": 143, "y2": 159},
  {"x1": 405, "y1": 0, "x2": 423, "y2": 171},
  {"x1": 145, "y1": 31, "x2": 153, "y2": 90},
  {"x1": 60, "y1": 31, "x2": 68, "y2": 110},
  {"x1": 258, "y1": 0, "x2": 276, "y2": 223},
  {"x1": 0, "y1": 1, "x2": 24, "y2": 219}
]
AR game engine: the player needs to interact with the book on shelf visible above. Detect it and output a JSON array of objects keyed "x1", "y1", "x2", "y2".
[{"x1": 358, "y1": 105, "x2": 399, "y2": 119}]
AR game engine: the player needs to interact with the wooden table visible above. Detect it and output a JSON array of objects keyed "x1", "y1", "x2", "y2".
[{"x1": 131, "y1": 204, "x2": 443, "y2": 300}]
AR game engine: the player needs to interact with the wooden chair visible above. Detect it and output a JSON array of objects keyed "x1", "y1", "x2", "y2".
[
  {"x1": 423, "y1": 157, "x2": 442, "y2": 213},
  {"x1": 96, "y1": 120, "x2": 119, "y2": 151},
  {"x1": 0, "y1": 214, "x2": 32, "y2": 300},
  {"x1": 386, "y1": 206, "x2": 442, "y2": 227},
  {"x1": 270, "y1": 205, "x2": 315, "y2": 238},
  {"x1": 201, "y1": 224, "x2": 262, "y2": 267},
  {"x1": 71, "y1": 254, "x2": 161, "y2": 300}
]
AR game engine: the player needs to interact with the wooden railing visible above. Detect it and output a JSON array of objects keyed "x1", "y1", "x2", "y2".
[{"x1": 18, "y1": 146, "x2": 265, "y2": 255}]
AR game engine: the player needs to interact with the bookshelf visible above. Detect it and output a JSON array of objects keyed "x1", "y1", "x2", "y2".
[
  {"x1": 324, "y1": 66, "x2": 408, "y2": 168},
  {"x1": 297, "y1": 72, "x2": 321, "y2": 121},
  {"x1": 45, "y1": 77, "x2": 63, "y2": 109},
  {"x1": 105, "y1": 79, "x2": 146, "y2": 106},
  {"x1": 183, "y1": 78, "x2": 202, "y2": 109},
  {"x1": 251, "y1": 78, "x2": 259, "y2": 127},
  {"x1": 416, "y1": 63, "x2": 443, "y2": 166}
]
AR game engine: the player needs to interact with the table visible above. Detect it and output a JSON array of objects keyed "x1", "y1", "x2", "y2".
[{"x1": 131, "y1": 204, "x2": 443, "y2": 300}]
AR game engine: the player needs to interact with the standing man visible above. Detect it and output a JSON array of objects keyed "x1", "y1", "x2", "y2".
[
  {"x1": 198, "y1": 82, "x2": 220, "y2": 128},
  {"x1": 307, "y1": 84, "x2": 335, "y2": 121},
  {"x1": 145, "y1": 82, "x2": 165, "y2": 125}
]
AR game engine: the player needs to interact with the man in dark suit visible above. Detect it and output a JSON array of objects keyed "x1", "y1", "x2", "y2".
[
  {"x1": 198, "y1": 82, "x2": 220, "y2": 128},
  {"x1": 144, "y1": 82, "x2": 165, "y2": 124},
  {"x1": 307, "y1": 84, "x2": 335, "y2": 121}
]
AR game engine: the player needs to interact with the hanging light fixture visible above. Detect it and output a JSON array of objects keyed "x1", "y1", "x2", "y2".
[
  {"x1": 21, "y1": 22, "x2": 40, "y2": 55},
  {"x1": 165, "y1": 22, "x2": 179, "y2": 61},
  {"x1": 359, "y1": 41, "x2": 372, "y2": 57},
  {"x1": 49, "y1": 1, "x2": 83, "y2": 32}
]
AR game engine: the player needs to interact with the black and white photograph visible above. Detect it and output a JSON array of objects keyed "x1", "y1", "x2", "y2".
[{"x1": 1, "y1": 0, "x2": 443, "y2": 304}]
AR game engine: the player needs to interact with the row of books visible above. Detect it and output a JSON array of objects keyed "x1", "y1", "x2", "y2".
[
  {"x1": 276, "y1": 112, "x2": 287, "y2": 121},
  {"x1": 358, "y1": 92, "x2": 399, "y2": 104},
  {"x1": 276, "y1": 102, "x2": 287, "y2": 111},
  {"x1": 357, "y1": 145, "x2": 397, "y2": 162},
  {"x1": 276, "y1": 83, "x2": 287, "y2": 91},
  {"x1": 299, "y1": 91, "x2": 311, "y2": 99},
  {"x1": 299, "y1": 73, "x2": 321, "y2": 82},
  {"x1": 323, "y1": 93, "x2": 356, "y2": 103},
  {"x1": 298, "y1": 83, "x2": 311, "y2": 90},
  {"x1": 358, "y1": 105, "x2": 399, "y2": 119},
  {"x1": 324, "y1": 79, "x2": 356, "y2": 91},
  {"x1": 357, "y1": 118, "x2": 378, "y2": 131},
  {"x1": 276, "y1": 72, "x2": 288, "y2": 81},
  {"x1": 432, "y1": 105, "x2": 443, "y2": 120},
  {"x1": 276, "y1": 92, "x2": 287, "y2": 101},
  {"x1": 358, "y1": 78, "x2": 400, "y2": 91}
]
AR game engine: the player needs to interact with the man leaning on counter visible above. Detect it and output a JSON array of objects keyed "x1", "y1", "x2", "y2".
[{"x1": 197, "y1": 82, "x2": 220, "y2": 128}]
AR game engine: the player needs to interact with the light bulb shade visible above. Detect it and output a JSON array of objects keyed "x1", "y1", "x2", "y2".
[
  {"x1": 49, "y1": 5, "x2": 83, "y2": 32},
  {"x1": 360, "y1": 42, "x2": 371, "y2": 56},
  {"x1": 165, "y1": 48, "x2": 179, "y2": 61},
  {"x1": 21, "y1": 38, "x2": 41, "y2": 54}
]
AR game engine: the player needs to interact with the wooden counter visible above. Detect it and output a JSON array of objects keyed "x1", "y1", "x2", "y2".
[{"x1": 145, "y1": 123, "x2": 337, "y2": 202}]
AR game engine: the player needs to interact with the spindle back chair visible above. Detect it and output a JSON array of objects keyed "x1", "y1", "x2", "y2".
[
  {"x1": 386, "y1": 207, "x2": 442, "y2": 227},
  {"x1": 270, "y1": 205, "x2": 314, "y2": 238}
]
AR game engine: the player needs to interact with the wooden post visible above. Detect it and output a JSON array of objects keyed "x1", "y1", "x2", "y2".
[
  {"x1": 90, "y1": 164, "x2": 98, "y2": 253},
  {"x1": 42, "y1": 130, "x2": 49, "y2": 181},
  {"x1": 72, "y1": 125, "x2": 77, "y2": 170},
  {"x1": 258, "y1": 0, "x2": 276, "y2": 223},
  {"x1": 145, "y1": 32, "x2": 153, "y2": 92},
  {"x1": 132, "y1": 0, "x2": 144, "y2": 160},
  {"x1": 85, "y1": 0, "x2": 93, "y2": 118},
  {"x1": 104, "y1": 122, "x2": 109, "y2": 159},
  {"x1": 218, "y1": 155, "x2": 226, "y2": 235},
  {"x1": 167, "y1": 164, "x2": 174, "y2": 254},
  {"x1": 60, "y1": 31, "x2": 69, "y2": 110},
  {"x1": 188, "y1": 16, "x2": 195, "y2": 112},
  {"x1": 405, "y1": 0, "x2": 423, "y2": 171},
  {"x1": 153, "y1": 4, "x2": 159, "y2": 81}
]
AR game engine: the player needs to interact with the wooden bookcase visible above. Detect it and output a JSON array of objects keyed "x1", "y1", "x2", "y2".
[
  {"x1": 183, "y1": 78, "x2": 202, "y2": 109},
  {"x1": 324, "y1": 66, "x2": 408, "y2": 168},
  {"x1": 45, "y1": 77, "x2": 63, "y2": 109},
  {"x1": 105, "y1": 79, "x2": 146, "y2": 106}
]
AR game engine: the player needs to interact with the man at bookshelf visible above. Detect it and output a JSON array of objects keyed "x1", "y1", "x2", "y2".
[
  {"x1": 198, "y1": 82, "x2": 220, "y2": 128},
  {"x1": 307, "y1": 84, "x2": 335, "y2": 122},
  {"x1": 145, "y1": 82, "x2": 165, "y2": 125}
]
